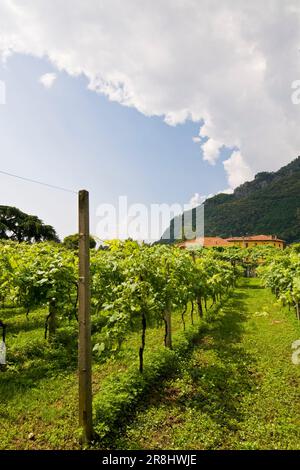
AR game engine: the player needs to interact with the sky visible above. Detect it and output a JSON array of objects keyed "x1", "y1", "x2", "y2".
[{"x1": 0, "y1": 0, "x2": 300, "y2": 240}]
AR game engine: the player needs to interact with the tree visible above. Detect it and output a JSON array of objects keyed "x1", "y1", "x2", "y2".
[
  {"x1": 0, "y1": 206, "x2": 59, "y2": 243},
  {"x1": 63, "y1": 233, "x2": 96, "y2": 251}
]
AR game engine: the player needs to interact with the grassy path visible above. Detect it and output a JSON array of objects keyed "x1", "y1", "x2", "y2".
[{"x1": 115, "y1": 279, "x2": 300, "y2": 450}]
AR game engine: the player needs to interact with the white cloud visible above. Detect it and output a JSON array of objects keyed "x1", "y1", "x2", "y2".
[
  {"x1": 201, "y1": 138, "x2": 222, "y2": 165},
  {"x1": 223, "y1": 151, "x2": 254, "y2": 190},
  {"x1": 0, "y1": 1, "x2": 300, "y2": 188},
  {"x1": 39, "y1": 72, "x2": 57, "y2": 88}
]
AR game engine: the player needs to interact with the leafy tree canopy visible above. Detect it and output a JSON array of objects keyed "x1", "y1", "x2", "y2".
[
  {"x1": 0, "y1": 206, "x2": 59, "y2": 243},
  {"x1": 63, "y1": 233, "x2": 96, "y2": 250}
]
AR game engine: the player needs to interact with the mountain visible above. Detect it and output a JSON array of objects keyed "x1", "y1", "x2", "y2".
[{"x1": 161, "y1": 156, "x2": 300, "y2": 244}]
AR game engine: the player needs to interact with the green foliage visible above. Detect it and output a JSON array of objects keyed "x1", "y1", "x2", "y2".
[
  {"x1": 90, "y1": 242, "x2": 236, "y2": 368},
  {"x1": 291, "y1": 243, "x2": 300, "y2": 254},
  {"x1": 0, "y1": 239, "x2": 237, "y2": 369},
  {"x1": 0, "y1": 206, "x2": 59, "y2": 243},
  {"x1": 258, "y1": 249, "x2": 300, "y2": 320},
  {"x1": 63, "y1": 233, "x2": 96, "y2": 251},
  {"x1": 0, "y1": 242, "x2": 78, "y2": 340}
]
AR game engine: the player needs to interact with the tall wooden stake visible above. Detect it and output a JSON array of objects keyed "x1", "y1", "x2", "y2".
[{"x1": 78, "y1": 190, "x2": 93, "y2": 443}]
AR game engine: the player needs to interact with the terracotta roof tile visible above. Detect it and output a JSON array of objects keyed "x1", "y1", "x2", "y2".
[{"x1": 178, "y1": 237, "x2": 230, "y2": 248}]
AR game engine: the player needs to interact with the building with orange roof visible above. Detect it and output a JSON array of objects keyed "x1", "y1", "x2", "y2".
[{"x1": 178, "y1": 234, "x2": 285, "y2": 250}]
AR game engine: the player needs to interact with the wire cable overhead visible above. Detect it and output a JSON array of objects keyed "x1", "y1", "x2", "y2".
[{"x1": 0, "y1": 169, "x2": 77, "y2": 194}]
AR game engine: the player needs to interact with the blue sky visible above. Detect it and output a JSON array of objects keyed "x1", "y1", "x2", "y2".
[
  {"x1": 0, "y1": 54, "x2": 229, "y2": 239},
  {"x1": 0, "y1": 1, "x2": 299, "y2": 239}
]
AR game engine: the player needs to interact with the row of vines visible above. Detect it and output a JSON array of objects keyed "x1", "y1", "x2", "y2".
[
  {"x1": 0, "y1": 240, "x2": 238, "y2": 372},
  {"x1": 259, "y1": 246, "x2": 300, "y2": 321},
  {"x1": 216, "y1": 243, "x2": 300, "y2": 324}
]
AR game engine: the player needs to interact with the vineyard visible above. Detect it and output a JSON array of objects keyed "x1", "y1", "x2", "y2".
[
  {"x1": 258, "y1": 248, "x2": 300, "y2": 321},
  {"x1": 0, "y1": 241, "x2": 300, "y2": 449}
]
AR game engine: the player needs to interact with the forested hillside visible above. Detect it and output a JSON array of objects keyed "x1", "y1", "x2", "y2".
[{"x1": 162, "y1": 156, "x2": 300, "y2": 244}]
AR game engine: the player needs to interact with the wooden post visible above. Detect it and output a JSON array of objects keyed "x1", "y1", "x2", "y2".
[{"x1": 78, "y1": 190, "x2": 93, "y2": 443}]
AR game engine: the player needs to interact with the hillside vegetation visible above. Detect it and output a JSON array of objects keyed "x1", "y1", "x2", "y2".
[{"x1": 163, "y1": 156, "x2": 300, "y2": 243}]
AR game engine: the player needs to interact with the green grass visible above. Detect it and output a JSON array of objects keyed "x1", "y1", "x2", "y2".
[
  {"x1": 1, "y1": 279, "x2": 300, "y2": 450},
  {"x1": 114, "y1": 279, "x2": 300, "y2": 450}
]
